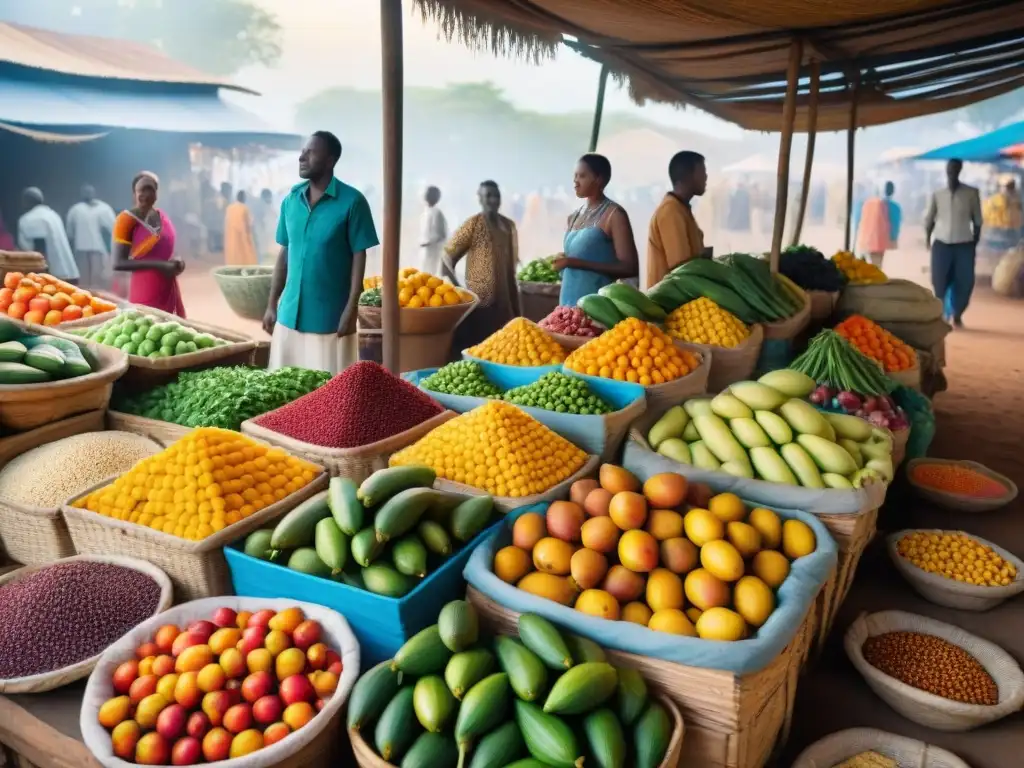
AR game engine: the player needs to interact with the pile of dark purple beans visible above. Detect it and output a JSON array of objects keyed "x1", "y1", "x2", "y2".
[{"x1": 0, "y1": 561, "x2": 162, "y2": 679}]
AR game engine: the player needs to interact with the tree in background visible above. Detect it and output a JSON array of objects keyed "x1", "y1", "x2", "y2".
[{"x1": 1, "y1": 0, "x2": 281, "y2": 75}]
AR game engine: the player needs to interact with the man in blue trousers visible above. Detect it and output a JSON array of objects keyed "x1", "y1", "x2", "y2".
[{"x1": 924, "y1": 158, "x2": 983, "y2": 329}]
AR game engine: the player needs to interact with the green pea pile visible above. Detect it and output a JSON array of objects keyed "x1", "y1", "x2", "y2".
[
  {"x1": 503, "y1": 372, "x2": 613, "y2": 415},
  {"x1": 421, "y1": 360, "x2": 502, "y2": 398}
]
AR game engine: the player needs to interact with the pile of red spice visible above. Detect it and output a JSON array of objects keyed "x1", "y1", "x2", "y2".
[{"x1": 254, "y1": 361, "x2": 444, "y2": 448}]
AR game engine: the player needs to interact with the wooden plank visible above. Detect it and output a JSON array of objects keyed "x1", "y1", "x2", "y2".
[
  {"x1": 844, "y1": 71, "x2": 861, "y2": 252},
  {"x1": 380, "y1": 0, "x2": 404, "y2": 373},
  {"x1": 789, "y1": 60, "x2": 820, "y2": 247},
  {"x1": 769, "y1": 38, "x2": 803, "y2": 273},
  {"x1": 589, "y1": 64, "x2": 610, "y2": 152},
  {"x1": 0, "y1": 696, "x2": 98, "y2": 768}
]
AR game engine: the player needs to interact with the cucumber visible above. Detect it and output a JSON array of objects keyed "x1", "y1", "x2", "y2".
[
  {"x1": 598, "y1": 282, "x2": 667, "y2": 321},
  {"x1": 495, "y1": 636, "x2": 547, "y2": 702},
  {"x1": 564, "y1": 633, "x2": 606, "y2": 664},
  {"x1": 503, "y1": 761, "x2": 549, "y2": 768},
  {"x1": 362, "y1": 563, "x2": 414, "y2": 597},
  {"x1": 445, "y1": 648, "x2": 495, "y2": 699},
  {"x1": 23, "y1": 344, "x2": 65, "y2": 374},
  {"x1": 348, "y1": 660, "x2": 402, "y2": 730},
  {"x1": 614, "y1": 667, "x2": 648, "y2": 726},
  {"x1": 314, "y1": 517, "x2": 348, "y2": 574},
  {"x1": 242, "y1": 529, "x2": 274, "y2": 560},
  {"x1": 467, "y1": 721, "x2": 525, "y2": 768},
  {"x1": 269, "y1": 492, "x2": 331, "y2": 551},
  {"x1": 412, "y1": 675, "x2": 456, "y2": 733},
  {"x1": 418, "y1": 520, "x2": 453, "y2": 556},
  {"x1": 0, "y1": 361, "x2": 49, "y2": 384},
  {"x1": 400, "y1": 732, "x2": 458, "y2": 768},
  {"x1": 542, "y1": 662, "x2": 617, "y2": 715},
  {"x1": 518, "y1": 614, "x2": 573, "y2": 670},
  {"x1": 0, "y1": 318, "x2": 21, "y2": 343},
  {"x1": 584, "y1": 708, "x2": 626, "y2": 768},
  {"x1": 375, "y1": 487, "x2": 442, "y2": 543},
  {"x1": 609, "y1": 297, "x2": 643, "y2": 320},
  {"x1": 449, "y1": 495, "x2": 494, "y2": 543},
  {"x1": 454, "y1": 673, "x2": 511, "y2": 756},
  {"x1": 0, "y1": 340, "x2": 26, "y2": 363},
  {"x1": 392, "y1": 534, "x2": 428, "y2": 577},
  {"x1": 514, "y1": 700, "x2": 583, "y2": 768},
  {"x1": 577, "y1": 294, "x2": 623, "y2": 330},
  {"x1": 351, "y1": 527, "x2": 385, "y2": 567},
  {"x1": 438, "y1": 600, "x2": 479, "y2": 652},
  {"x1": 374, "y1": 687, "x2": 420, "y2": 763},
  {"x1": 328, "y1": 476, "x2": 363, "y2": 535},
  {"x1": 358, "y1": 466, "x2": 437, "y2": 507},
  {"x1": 393, "y1": 626, "x2": 452, "y2": 676},
  {"x1": 634, "y1": 702, "x2": 672, "y2": 768},
  {"x1": 286, "y1": 547, "x2": 332, "y2": 577}
]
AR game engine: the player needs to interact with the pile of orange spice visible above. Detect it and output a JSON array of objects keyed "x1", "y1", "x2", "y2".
[
  {"x1": 910, "y1": 463, "x2": 1008, "y2": 499},
  {"x1": 834, "y1": 315, "x2": 917, "y2": 372}
]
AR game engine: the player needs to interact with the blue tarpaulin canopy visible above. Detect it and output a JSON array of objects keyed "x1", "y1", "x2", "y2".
[{"x1": 916, "y1": 121, "x2": 1024, "y2": 163}]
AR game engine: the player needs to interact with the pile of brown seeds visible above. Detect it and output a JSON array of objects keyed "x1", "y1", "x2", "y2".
[{"x1": 862, "y1": 630, "x2": 998, "y2": 706}]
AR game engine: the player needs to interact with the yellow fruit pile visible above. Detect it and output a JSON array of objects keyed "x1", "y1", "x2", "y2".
[
  {"x1": 831, "y1": 251, "x2": 887, "y2": 285},
  {"x1": 72, "y1": 428, "x2": 320, "y2": 540},
  {"x1": 565, "y1": 317, "x2": 700, "y2": 385},
  {"x1": 364, "y1": 268, "x2": 471, "y2": 307},
  {"x1": 493, "y1": 466, "x2": 818, "y2": 641},
  {"x1": 665, "y1": 297, "x2": 750, "y2": 348},
  {"x1": 896, "y1": 531, "x2": 1018, "y2": 587},
  {"x1": 389, "y1": 401, "x2": 587, "y2": 497},
  {"x1": 467, "y1": 318, "x2": 567, "y2": 366},
  {"x1": 983, "y1": 192, "x2": 1022, "y2": 230}
]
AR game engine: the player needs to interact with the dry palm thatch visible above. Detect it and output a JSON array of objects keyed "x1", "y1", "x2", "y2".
[{"x1": 413, "y1": 0, "x2": 560, "y2": 63}]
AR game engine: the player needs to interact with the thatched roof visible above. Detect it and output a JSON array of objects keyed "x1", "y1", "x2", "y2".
[{"x1": 414, "y1": 0, "x2": 1024, "y2": 131}]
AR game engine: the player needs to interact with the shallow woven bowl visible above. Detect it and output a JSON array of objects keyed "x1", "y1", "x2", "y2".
[
  {"x1": 887, "y1": 529, "x2": 1024, "y2": 611},
  {"x1": 906, "y1": 458, "x2": 1017, "y2": 513},
  {"x1": 845, "y1": 610, "x2": 1024, "y2": 732},
  {"x1": 792, "y1": 727, "x2": 971, "y2": 768},
  {"x1": 212, "y1": 265, "x2": 274, "y2": 321}
]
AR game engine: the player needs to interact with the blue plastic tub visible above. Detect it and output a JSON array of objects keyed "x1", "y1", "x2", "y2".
[
  {"x1": 225, "y1": 518, "x2": 504, "y2": 667},
  {"x1": 460, "y1": 352, "x2": 561, "y2": 388}
]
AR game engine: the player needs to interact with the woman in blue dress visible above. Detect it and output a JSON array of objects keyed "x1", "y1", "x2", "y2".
[{"x1": 554, "y1": 154, "x2": 639, "y2": 307}]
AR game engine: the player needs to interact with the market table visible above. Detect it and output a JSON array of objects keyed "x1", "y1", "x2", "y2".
[{"x1": 0, "y1": 684, "x2": 99, "y2": 768}]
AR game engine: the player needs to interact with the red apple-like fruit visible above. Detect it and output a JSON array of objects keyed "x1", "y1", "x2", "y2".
[
  {"x1": 187, "y1": 620, "x2": 217, "y2": 643},
  {"x1": 186, "y1": 712, "x2": 210, "y2": 740},
  {"x1": 129, "y1": 675, "x2": 159, "y2": 706},
  {"x1": 156, "y1": 704, "x2": 188, "y2": 741},
  {"x1": 279, "y1": 675, "x2": 316, "y2": 706},
  {"x1": 246, "y1": 609, "x2": 275, "y2": 630},
  {"x1": 251, "y1": 694, "x2": 284, "y2": 725},
  {"x1": 136, "y1": 642, "x2": 160, "y2": 660},
  {"x1": 263, "y1": 722, "x2": 290, "y2": 747},
  {"x1": 291, "y1": 620, "x2": 321, "y2": 651},
  {"x1": 212, "y1": 607, "x2": 237, "y2": 629},
  {"x1": 172, "y1": 632, "x2": 202, "y2": 658},
  {"x1": 201, "y1": 691, "x2": 234, "y2": 727},
  {"x1": 170, "y1": 736, "x2": 202, "y2": 766},
  {"x1": 240, "y1": 671, "x2": 274, "y2": 704},
  {"x1": 201, "y1": 728, "x2": 232, "y2": 763},
  {"x1": 222, "y1": 703, "x2": 253, "y2": 734},
  {"x1": 305, "y1": 643, "x2": 328, "y2": 671},
  {"x1": 239, "y1": 626, "x2": 267, "y2": 656},
  {"x1": 135, "y1": 732, "x2": 171, "y2": 766},
  {"x1": 112, "y1": 660, "x2": 140, "y2": 695}
]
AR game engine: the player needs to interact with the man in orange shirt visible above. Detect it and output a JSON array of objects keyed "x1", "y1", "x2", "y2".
[{"x1": 646, "y1": 151, "x2": 708, "y2": 288}]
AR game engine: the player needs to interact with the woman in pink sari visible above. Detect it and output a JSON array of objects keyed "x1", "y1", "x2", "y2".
[{"x1": 112, "y1": 172, "x2": 186, "y2": 316}]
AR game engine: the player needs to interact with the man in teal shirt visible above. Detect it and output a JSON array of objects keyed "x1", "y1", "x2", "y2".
[{"x1": 264, "y1": 131, "x2": 379, "y2": 374}]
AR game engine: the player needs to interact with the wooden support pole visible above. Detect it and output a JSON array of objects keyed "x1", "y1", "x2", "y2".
[
  {"x1": 844, "y1": 71, "x2": 861, "y2": 252},
  {"x1": 770, "y1": 38, "x2": 803, "y2": 273},
  {"x1": 789, "y1": 60, "x2": 820, "y2": 247},
  {"x1": 380, "y1": 0, "x2": 403, "y2": 373},
  {"x1": 588, "y1": 64, "x2": 610, "y2": 153}
]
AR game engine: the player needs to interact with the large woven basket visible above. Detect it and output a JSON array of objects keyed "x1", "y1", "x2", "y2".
[
  {"x1": 886, "y1": 529, "x2": 1024, "y2": 611},
  {"x1": 763, "y1": 288, "x2": 811, "y2": 341},
  {"x1": 104, "y1": 410, "x2": 192, "y2": 446},
  {"x1": 358, "y1": 291, "x2": 479, "y2": 335},
  {"x1": 0, "y1": 334, "x2": 127, "y2": 431},
  {"x1": 0, "y1": 555, "x2": 172, "y2": 694},
  {"x1": 349, "y1": 693, "x2": 684, "y2": 768},
  {"x1": 673, "y1": 324, "x2": 763, "y2": 394},
  {"x1": 906, "y1": 458, "x2": 1017, "y2": 513},
  {"x1": 62, "y1": 468, "x2": 328, "y2": 602},
  {"x1": 792, "y1": 727, "x2": 972, "y2": 768},
  {"x1": 640, "y1": 342, "x2": 711, "y2": 412},
  {"x1": 241, "y1": 410, "x2": 456, "y2": 483},
  {"x1": 212, "y1": 265, "x2": 274, "y2": 321},
  {"x1": 845, "y1": 610, "x2": 1024, "y2": 732},
  {"x1": 0, "y1": 250, "x2": 46, "y2": 285}
]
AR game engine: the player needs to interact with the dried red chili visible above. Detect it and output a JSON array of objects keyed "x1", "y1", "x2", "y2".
[{"x1": 254, "y1": 361, "x2": 443, "y2": 449}]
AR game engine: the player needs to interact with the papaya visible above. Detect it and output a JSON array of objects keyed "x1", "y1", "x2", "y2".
[
  {"x1": 514, "y1": 700, "x2": 583, "y2": 768},
  {"x1": 583, "y1": 708, "x2": 626, "y2": 768},
  {"x1": 454, "y1": 673, "x2": 511, "y2": 756},
  {"x1": 494, "y1": 636, "x2": 547, "y2": 702},
  {"x1": 375, "y1": 487, "x2": 442, "y2": 543},
  {"x1": 351, "y1": 527, "x2": 385, "y2": 567},
  {"x1": 518, "y1": 614, "x2": 573, "y2": 670},
  {"x1": 467, "y1": 721, "x2": 525, "y2": 768},
  {"x1": 412, "y1": 675, "x2": 456, "y2": 733},
  {"x1": 450, "y1": 495, "x2": 495, "y2": 542},
  {"x1": 358, "y1": 466, "x2": 437, "y2": 507},
  {"x1": 347, "y1": 660, "x2": 401, "y2": 731},
  {"x1": 634, "y1": 701, "x2": 672, "y2": 768},
  {"x1": 542, "y1": 662, "x2": 618, "y2": 715},
  {"x1": 286, "y1": 547, "x2": 332, "y2": 578},
  {"x1": 392, "y1": 534, "x2": 428, "y2": 578},
  {"x1": 269, "y1": 492, "x2": 331, "y2": 551},
  {"x1": 438, "y1": 600, "x2": 479, "y2": 652},
  {"x1": 445, "y1": 648, "x2": 495, "y2": 699},
  {"x1": 393, "y1": 626, "x2": 452, "y2": 676},
  {"x1": 314, "y1": 517, "x2": 348, "y2": 574},
  {"x1": 328, "y1": 476, "x2": 363, "y2": 535},
  {"x1": 417, "y1": 520, "x2": 453, "y2": 556},
  {"x1": 374, "y1": 687, "x2": 420, "y2": 763}
]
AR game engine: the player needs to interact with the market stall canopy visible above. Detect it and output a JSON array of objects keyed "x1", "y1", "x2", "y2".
[
  {"x1": 415, "y1": 0, "x2": 1024, "y2": 131},
  {"x1": 916, "y1": 121, "x2": 1024, "y2": 163},
  {"x1": 723, "y1": 153, "x2": 846, "y2": 178}
]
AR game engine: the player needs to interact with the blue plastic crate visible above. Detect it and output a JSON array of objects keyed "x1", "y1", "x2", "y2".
[
  {"x1": 225, "y1": 518, "x2": 504, "y2": 667},
  {"x1": 460, "y1": 352, "x2": 561, "y2": 388}
]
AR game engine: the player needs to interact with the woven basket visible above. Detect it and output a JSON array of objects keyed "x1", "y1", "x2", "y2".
[
  {"x1": 844, "y1": 610, "x2": 1024, "y2": 731},
  {"x1": 546, "y1": 330, "x2": 595, "y2": 350},
  {"x1": 642, "y1": 343, "x2": 711, "y2": 412},
  {"x1": 469, "y1": 586, "x2": 810, "y2": 768},
  {"x1": 211, "y1": 265, "x2": 274, "y2": 321},
  {"x1": 62, "y1": 469, "x2": 328, "y2": 602},
  {"x1": 0, "y1": 250, "x2": 46, "y2": 285},
  {"x1": 104, "y1": 410, "x2": 192, "y2": 446},
  {"x1": 81, "y1": 597, "x2": 356, "y2": 768},
  {"x1": 349, "y1": 693, "x2": 684, "y2": 768},
  {"x1": 0, "y1": 555, "x2": 173, "y2": 694},
  {"x1": 763, "y1": 289, "x2": 811, "y2": 341},
  {"x1": 0, "y1": 335, "x2": 127, "y2": 431},
  {"x1": 792, "y1": 727, "x2": 972, "y2": 768},
  {"x1": 0, "y1": 410, "x2": 119, "y2": 566},
  {"x1": 906, "y1": 458, "x2": 1017, "y2": 513},
  {"x1": 886, "y1": 529, "x2": 1024, "y2": 611},
  {"x1": 358, "y1": 291, "x2": 479, "y2": 335},
  {"x1": 241, "y1": 410, "x2": 456, "y2": 483},
  {"x1": 434, "y1": 454, "x2": 600, "y2": 514},
  {"x1": 673, "y1": 324, "x2": 763, "y2": 394}
]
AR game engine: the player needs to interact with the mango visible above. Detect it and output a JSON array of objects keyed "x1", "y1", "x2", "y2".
[
  {"x1": 602, "y1": 565, "x2": 645, "y2": 603},
  {"x1": 546, "y1": 501, "x2": 585, "y2": 543},
  {"x1": 751, "y1": 550, "x2": 790, "y2": 588},
  {"x1": 517, "y1": 572, "x2": 577, "y2": 606},
  {"x1": 684, "y1": 569, "x2": 731, "y2": 611},
  {"x1": 782, "y1": 519, "x2": 817, "y2": 559},
  {"x1": 647, "y1": 406, "x2": 688, "y2": 449},
  {"x1": 648, "y1": 609, "x2": 696, "y2": 636},
  {"x1": 111, "y1": 720, "x2": 142, "y2": 760},
  {"x1": 494, "y1": 545, "x2": 533, "y2": 584},
  {"x1": 621, "y1": 602, "x2": 653, "y2": 626},
  {"x1": 575, "y1": 589, "x2": 620, "y2": 620},
  {"x1": 599, "y1": 464, "x2": 640, "y2": 494},
  {"x1": 683, "y1": 508, "x2": 724, "y2": 546},
  {"x1": 583, "y1": 487, "x2": 613, "y2": 517},
  {"x1": 657, "y1": 438, "x2": 692, "y2": 465},
  {"x1": 569, "y1": 548, "x2": 609, "y2": 591},
  {"x1": 512, "y1": 512, "x2": 547, "y2": 550},
  {"x1": 747, "y1": 508, "x2": 782, "y2": 549},
  {"x1": 99, "y1": 696, "x2": 132, "y2": 729},
  {"x1": 733, "y1": 576, "x2": 775, "y2": 628},
  {"x1": 708, "y1": 493, "x2": 747, "y2": 523},
  {"x1": 533, "y1": 537, "x2": 574, "y2": 576},
  {"x1": 645, "y1": 568, "x2": 684, "y2": 612},
  {"x1": 695, "y1": 607, "x2": 747, "y2": 641},
  {"x1": 644, "y1": 509, "x2": 684, "y2": 541},
  {"x1": 700, "y1": 540, "x2": 745, "y2": 582},
  {"x1": 617, "y1": 530, "x2": 659, "y2": 573},
  {"x1": 581, "y1": 516, "x2": 621, "y2": 553},
  {"x1": 570, "y1": 478, "x2": 600, "y2": 507},
  {"x1": 642, "y1": 472, "x2": 688, "y2": 508},
  {"x1": 609, "y1": 491, "x2": 647, "y2": 531},
  {"x1": 660, "y1": 537, "x2": 699, "y2": 575}
]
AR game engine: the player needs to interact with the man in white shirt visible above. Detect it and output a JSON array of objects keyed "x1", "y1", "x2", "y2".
[
  {"x1": 66, "y1": 184, "x2": 116, "y2": 289},
  {"x1": 419, "y1": 186, "x2": 447, "y2": 275},
  {"x1": 17, "y1": 188, "x2": 79, "y2": 283},
  {"x1": 925, "y1": 158, "x2": 983, "y2": 328}
]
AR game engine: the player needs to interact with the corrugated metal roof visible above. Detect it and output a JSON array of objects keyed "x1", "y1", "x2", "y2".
[{"x1": 0, "y1": 22, "x2": 256, "y2": 94}]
